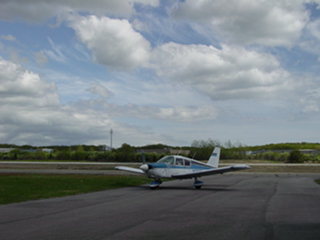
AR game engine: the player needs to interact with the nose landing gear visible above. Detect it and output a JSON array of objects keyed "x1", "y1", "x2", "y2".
[{"x1": 149, "y1": 179, "x2": 162, "y2": 189}]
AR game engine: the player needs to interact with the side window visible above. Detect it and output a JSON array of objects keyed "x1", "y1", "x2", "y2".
[
  {"x1": 184, "y1": 159, "x2": 191, "y2": 166},
  {"x1": 176, "y1": 158, "x2": 184, "y2": 166}
]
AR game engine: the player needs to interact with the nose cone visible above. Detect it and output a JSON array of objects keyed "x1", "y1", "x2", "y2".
[{"x1": 140, "y1": 164, "x2": 149, "y2": 171}]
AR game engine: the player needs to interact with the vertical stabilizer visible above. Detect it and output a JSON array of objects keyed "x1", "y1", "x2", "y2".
[{"x1": 207, "y1": 147, "x2": 221, "y2": 168}]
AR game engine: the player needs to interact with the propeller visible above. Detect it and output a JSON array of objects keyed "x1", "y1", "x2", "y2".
[
  {"x1": 139, "y1": 151, "x2": 153, "y2": 172},
  {"x1": 141, "y1": 151, "x2": 146, "y2": 164}
]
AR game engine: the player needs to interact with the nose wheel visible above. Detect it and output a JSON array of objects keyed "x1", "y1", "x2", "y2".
[{"x1": 149, "y1": 179, "x2": 162, "y2": 189}]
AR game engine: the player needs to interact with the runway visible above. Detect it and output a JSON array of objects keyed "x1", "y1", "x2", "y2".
[{"x1": 0, "y1": 173, "x2": 320, "y2": 240}]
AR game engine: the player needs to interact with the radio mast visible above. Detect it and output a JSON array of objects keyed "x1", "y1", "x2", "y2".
[{"x1": 110, "y1": 129, "x2": 113, "y2": 150}]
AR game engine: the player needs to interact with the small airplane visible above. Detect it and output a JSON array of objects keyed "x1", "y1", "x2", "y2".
[{"x1": 115, "y1": 147, "x2": 250, "y2": 189}]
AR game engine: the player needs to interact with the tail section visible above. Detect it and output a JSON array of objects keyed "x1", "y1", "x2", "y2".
[{"x1": 207, "y1": 147, "x2": 221, "y2": 168}]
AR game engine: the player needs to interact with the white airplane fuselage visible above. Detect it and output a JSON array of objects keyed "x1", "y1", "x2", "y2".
[
  {"x1": 115, "y1": 147, "x2": 250, "y2": 189},
  {"x1": 140, "y1": 156, "x2": 212, "y2": 179}
]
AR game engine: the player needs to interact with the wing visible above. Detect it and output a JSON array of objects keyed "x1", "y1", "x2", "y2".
[
  {"x1": 115, "y1": 166, "x2": 145, "y2": 175},
  {"x1": 172, "y1": 164, "x2": 250, "y2": 179}
]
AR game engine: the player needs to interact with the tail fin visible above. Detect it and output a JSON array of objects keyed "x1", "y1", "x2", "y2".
[{"x1": 207, "y1": 147, "x2": 221, "y2": 168}]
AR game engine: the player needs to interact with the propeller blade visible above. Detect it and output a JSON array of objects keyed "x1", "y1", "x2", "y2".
[{"x1": 141, "y1": 152, "x2": 146, "y2": 164}]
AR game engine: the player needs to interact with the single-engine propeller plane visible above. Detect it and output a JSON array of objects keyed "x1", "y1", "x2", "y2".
[{"x1": 115, "y1": 147, "x2": 250, "y2": 189}]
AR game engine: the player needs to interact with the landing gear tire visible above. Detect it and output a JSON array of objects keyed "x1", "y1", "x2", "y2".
[
  {"x1": 193, "y1": 178, "x2": 203, "y2": 189},
  {"x1": 149, "y1": 179, "x2": 162, "y2": 189}
]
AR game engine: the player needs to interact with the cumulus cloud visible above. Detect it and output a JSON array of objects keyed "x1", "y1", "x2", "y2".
[
  {"x1": 151, "y1": 42, "x2": 292, "y2": 100},
  {"x1": 0, "y1": 57, "x2": 153, "y2": 145},
  {"x1": 69, "y1": 15, "x2": 151, "y2": 70},
  {"x1": 173, "y1": 0, "x2": 312, "y2": 47},
  {"x1": 0, "y1": 0, "x2": 159, "y2": 22},
  {"x1": 0, "y1": 57, "x2": 205, "y2": 146},
  {"x1": 74, "y1": 93, "x2": 217, "y2": 122},
  {"x1": 0, "y1": 57, "x2": 58, "y2": 106}
]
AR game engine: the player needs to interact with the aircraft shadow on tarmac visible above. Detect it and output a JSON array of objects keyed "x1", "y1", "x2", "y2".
[{"x1": 136, "y1": 184, "x2": 235, "y2": 192}]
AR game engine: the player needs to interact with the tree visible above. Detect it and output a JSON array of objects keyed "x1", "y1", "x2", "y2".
[
  {"x1": 287, "y1": 150, "x2": 304, "y2": 163},
  {"x1": 117, "y1": 143, "x2": 135, "y2": 153},
  {"x1": 190, "y1": 139, "x2": 221, "y2": 160}
]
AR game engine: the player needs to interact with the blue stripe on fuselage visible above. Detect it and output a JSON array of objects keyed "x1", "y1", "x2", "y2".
[{"x1": 189, "y1": 164, "x2": 211, "y2": 170}]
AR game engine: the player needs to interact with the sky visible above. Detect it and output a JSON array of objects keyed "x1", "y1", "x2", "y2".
[{"x1": 1, "y1": 0, "x2": 320, "y2": 147}]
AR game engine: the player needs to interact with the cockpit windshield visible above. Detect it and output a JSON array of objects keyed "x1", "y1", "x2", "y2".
[{"x1": 157, "y1": 156, "x2": 174, "y2": 165}]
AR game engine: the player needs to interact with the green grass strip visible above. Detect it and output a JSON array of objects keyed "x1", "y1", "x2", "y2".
[{"x1": 0, "y1": 174, "x2": 149, "y2": 205}]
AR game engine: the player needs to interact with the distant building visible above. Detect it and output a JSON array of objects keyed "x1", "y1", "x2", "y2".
[
  {"x1": 246, "y1": 149, "x2": 292, "y2": 155},
  {"x1": 246, "y1": 149, "x2": 320, "y2": 155},
  {"x1": 299, "y1": 149, "x2": 320, "y2": 155},
  {"x1": 20, "y1": 149, "x2": 37, "y2": 153},
  {"x1": 136, "y1": 148, "x2": 190, "y2": 155},
  {"x1": 169, "y1": 149, "x2": 190, "y2": 156},
  {"x1": 136, "y1": 149, "x2": 169, "y2": 154},
  {"x1": 0, "y1": 148, "x2": 15, "y2": 153},
  {"x1": 41, "y1": 148, "x2": 53, "y2": 153}
]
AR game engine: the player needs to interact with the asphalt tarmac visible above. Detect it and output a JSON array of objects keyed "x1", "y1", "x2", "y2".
[{"x1": 0, "y1": 173, "x2": 319, "y2": 240}]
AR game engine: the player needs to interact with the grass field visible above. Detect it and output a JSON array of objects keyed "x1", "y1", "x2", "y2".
[{"x1": 0, "y1": 174, "x2": 149, "y2": 205}]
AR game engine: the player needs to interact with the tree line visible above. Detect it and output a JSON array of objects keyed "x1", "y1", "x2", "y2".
[{"x1": 1, "y1": 140, "x2": 320, "y2": 163}]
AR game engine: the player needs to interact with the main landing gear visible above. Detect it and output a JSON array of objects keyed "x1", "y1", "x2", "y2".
[{"x1": 193, "y1": 177, "x2": 203, "y2": 189}]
